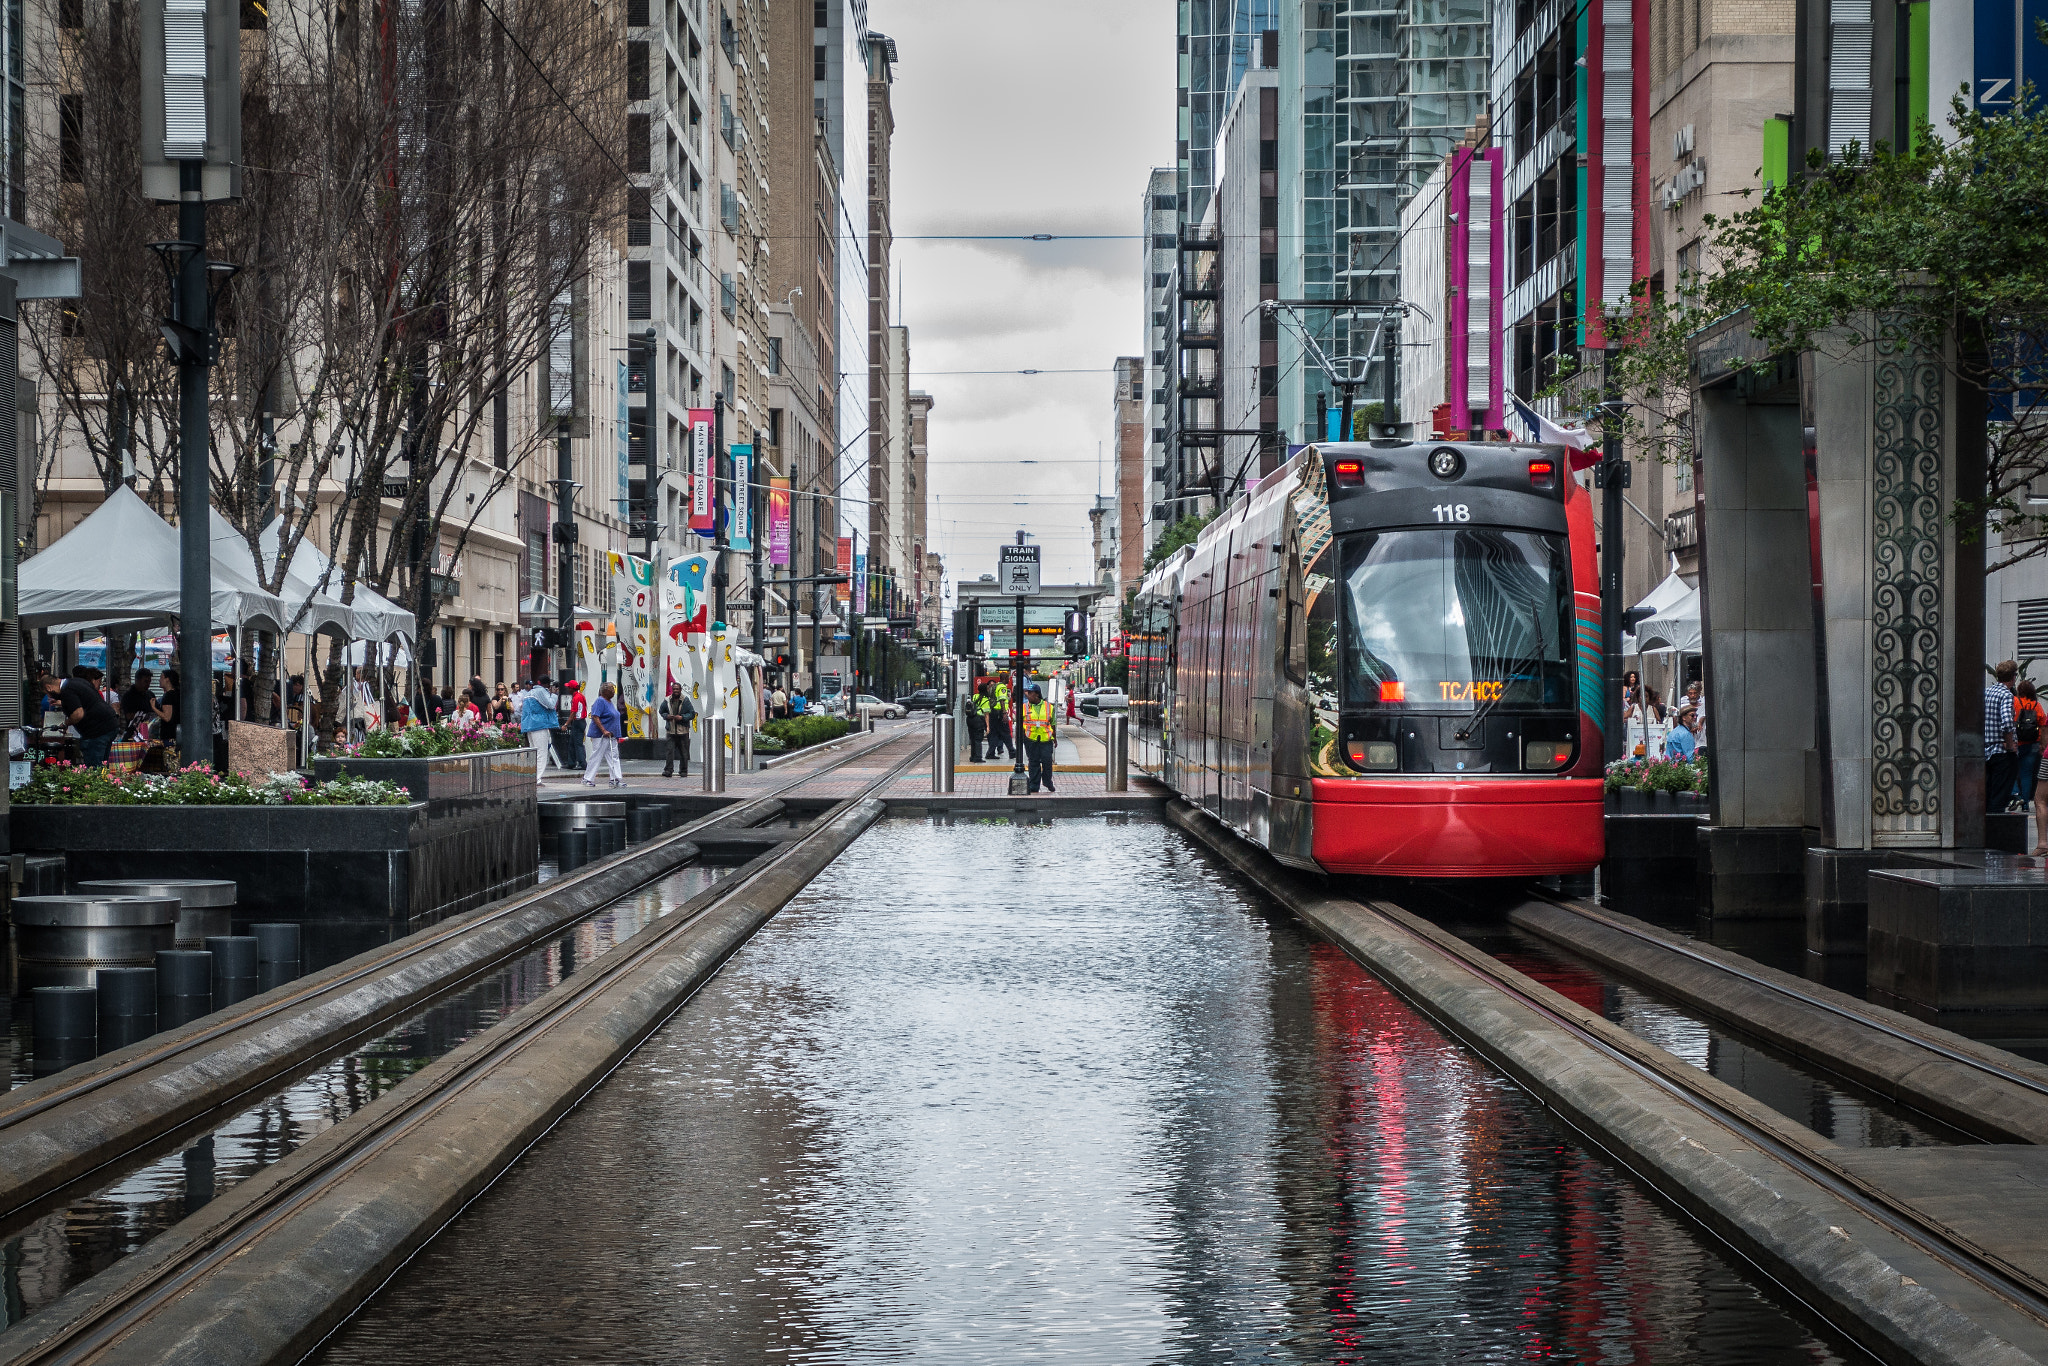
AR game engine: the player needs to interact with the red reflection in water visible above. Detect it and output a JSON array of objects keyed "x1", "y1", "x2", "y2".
[{"x1": 1304, "y1": 940, "x2": 1664, "y2": 1360}]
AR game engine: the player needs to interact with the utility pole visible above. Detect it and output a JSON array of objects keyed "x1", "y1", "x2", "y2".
[
  {"x1": 144, "y1": 0, "x2": 239, "y2": 764},
  {"x1": 174, "y1": 161, "x2": 211, "y2": 765},
  {"x1": 749, "y1": 428, "x2": 766, "y2": 667},
  {"x1": 712, "y1": 394, "x2": 727, "y2": 626},
  {"x1": 551, "y1": 415, "x2": 576, "y2": 682},
  {"x1": 1598, "y1": 356, "x2": 1627, "y2": 762}
]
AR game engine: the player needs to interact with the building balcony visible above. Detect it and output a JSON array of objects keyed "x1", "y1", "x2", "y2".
[{"x1": 1664, "y1": 506, "x2": 1697, "y2": 553}]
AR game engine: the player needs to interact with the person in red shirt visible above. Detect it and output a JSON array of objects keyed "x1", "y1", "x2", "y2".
[{"x1": 560, "y1": 680, "x2": 589, "y2": 772}]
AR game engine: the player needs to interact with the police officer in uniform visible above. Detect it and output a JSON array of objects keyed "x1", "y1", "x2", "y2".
[
  {"x1": 966, "y1": 682, "x2": 989, "y2": 762},
  {"x1": 987, "y1": 678, "x2": 1013, "y2": 761},
  {"x1": 1021, "y1": 683, "x2": 1057, "y2": 794}
]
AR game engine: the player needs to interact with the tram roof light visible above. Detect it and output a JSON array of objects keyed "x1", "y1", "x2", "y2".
[
  {"x1": 1333, "y1": 459, "x2": 1364, "y2": 486},
  {"x1": 1528, "y1": 459, "x2": 1556, "y2": 490}
]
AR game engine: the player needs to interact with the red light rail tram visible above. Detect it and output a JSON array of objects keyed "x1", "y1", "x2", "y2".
[{"x1": 1130, "y1": 440, "x2": 1605, "y2": 878}]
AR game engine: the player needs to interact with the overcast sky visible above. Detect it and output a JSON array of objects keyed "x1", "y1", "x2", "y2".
[{"x1": 873, "y1": 0, "x2": 1176, "y2": 602}]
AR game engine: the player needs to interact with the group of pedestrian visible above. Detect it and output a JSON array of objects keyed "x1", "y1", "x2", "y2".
[
  {"x1": 1982, "y1": 661, "x2": 2048, "y2": 852},
  {"x1": 965, "y1": 678, "x2": 1013, "y2": 763},
  {"x1": 1623, "y1": 670, "x2": 1707, "y2": 763}
]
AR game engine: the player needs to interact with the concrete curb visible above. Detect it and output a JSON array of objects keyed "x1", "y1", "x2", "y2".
[
  {"x1": 1166, "y1": 802, "x2": 2048, "y2": 1366},
  {"x1": 0, "y1": 803, "x2": 757, "y2": 1220},
  {"x1": 1509, "y1": 897, "x2": 2048, "y2": 1144},
  {"x1": 0, "y1": 797, "x2": 888, "y2": 1366}
]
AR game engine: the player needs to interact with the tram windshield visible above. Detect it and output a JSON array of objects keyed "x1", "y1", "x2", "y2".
[{"x1": 1340, "y1": 527, "x2": 1573, "y2": 711}]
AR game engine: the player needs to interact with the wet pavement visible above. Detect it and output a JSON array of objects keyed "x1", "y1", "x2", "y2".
[
  {"x1": 0, "y1": 861, "x2": 729, "y2": 1328},
  {"x1": 315, "y1": 816, "x2": 1860, "y2": 1364}
]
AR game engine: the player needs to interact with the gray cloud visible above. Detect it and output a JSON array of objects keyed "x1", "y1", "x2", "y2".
[{"x1": 875, "y1": 0, "x2": 1174, "y2": 592}]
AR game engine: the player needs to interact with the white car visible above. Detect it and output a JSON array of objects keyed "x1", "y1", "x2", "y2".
[{"x1": 1082, "y1": 687, "x2": 1129, "y2": 712}]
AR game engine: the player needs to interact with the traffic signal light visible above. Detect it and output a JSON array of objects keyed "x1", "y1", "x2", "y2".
[{"x1": 1064, "y1": 609, "x2": 1088, "y2": 659}]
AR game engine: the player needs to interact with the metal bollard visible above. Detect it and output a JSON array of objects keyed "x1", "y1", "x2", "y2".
[
  {"x1": 205, "y1": 936, "x2": 260, "y2": 1008},
  {"x1": 33, "y1": 985, "x2": 97, "y2": 1075},
  {"x1": 557, "y1": 827, "x2": 590, "y2": 872},
  {"x1": 156, "y1": 950, "x2": 214, "y2": 1030},
  {"x1": 251, "y1": 923, "x2": 303, "y2": 993},
  {"x1": 1104, "y1": 713, "x2": 1129, "y2": 793},
  {"x1": 932, "y1": 713, "x2": 956, "y2": 793},
  {"x1": 96, "y1": 966, "x2": 157, "y2": 1053},
  {"x1": 702, "y1": 718, "x2": 727, "y2": 793}
]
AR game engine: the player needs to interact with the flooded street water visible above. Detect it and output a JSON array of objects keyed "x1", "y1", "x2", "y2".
[{"x1": 316, "y1": 816, "x2": 1856, "y2": 1364}]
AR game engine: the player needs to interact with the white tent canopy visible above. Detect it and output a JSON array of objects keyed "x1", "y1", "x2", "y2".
[
  {"x1": 1632, "y1": 571, "x2": 1701, "y2": 655},
  {"x1": 20, "y1": 486, "x2": 290, "y2": 633},
  {"x1": 208, "y1": 513, "x2": 415, "y2": 644}
]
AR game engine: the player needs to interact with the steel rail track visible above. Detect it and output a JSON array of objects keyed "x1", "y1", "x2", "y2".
[
  {"x1": 1371, "y1": 887, "x2": 2048, "y2": 1334},
  {"x1": 1523, "y1": 890, "x2": 2048, "y2": 1102},
  {"x1": 0, "y1": 725, "x2": 909, "y2": 1136},
  {"x1": 9, "y1": 732, "x2": 932, "y2": 1366}
]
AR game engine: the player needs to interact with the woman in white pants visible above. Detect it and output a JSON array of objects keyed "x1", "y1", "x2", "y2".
[
  {"x1": 583, "y1": 682, "x2": 626, "y2": 787},
  {"x1": 515, "y1": 677, "x2": 561, "y2": 784}
]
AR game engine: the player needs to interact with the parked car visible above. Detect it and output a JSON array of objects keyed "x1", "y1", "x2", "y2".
[
  {"x1": 851, "y1": 693, "x2": 906, "y2": 720},
  {"x1": 901, "y1": 689, "x2": 946, "y2": 712},
  {"x1": 1082, "y1": 687, "x2": 1128, "y2": 714}
]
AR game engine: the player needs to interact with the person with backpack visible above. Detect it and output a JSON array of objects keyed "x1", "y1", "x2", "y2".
[
  {"x1": 659, "y1": 684, "x2": 696, "y2": 778},
  {"x1": 515, "y1": 675, "x2": 561, "y2": 785},
  {"x1": 2017, "y1": 678, "x2": 2043, "y2": 815}
]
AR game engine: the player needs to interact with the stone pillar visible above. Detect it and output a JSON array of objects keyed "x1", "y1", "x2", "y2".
[{"x1": 1692, "y1": 336, "x2": 1813, "y2": 918}]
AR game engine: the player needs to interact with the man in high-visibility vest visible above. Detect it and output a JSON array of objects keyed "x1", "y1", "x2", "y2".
[
  {"x1": 966, "y1": 684, "x2": 990, "y2": 762},
  {"x1": 1021, "y1": 683, "x2": 1058, "y2": 794},
  {"x1": 988, "y1": 679, "x2": 1012, "y2": 760}
]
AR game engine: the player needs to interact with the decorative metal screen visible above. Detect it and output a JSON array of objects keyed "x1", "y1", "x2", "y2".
[{"x1": 1870, "y1": 318, "x2": 1945, "y2": 842}]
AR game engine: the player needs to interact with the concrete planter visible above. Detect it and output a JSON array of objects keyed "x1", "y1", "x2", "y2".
[
  {"x1": 11, "y1": 752, "x2": 538, "y2": 925},
  {"x1": 309, "y1": 746, "x2": 535, "y2": 804}
]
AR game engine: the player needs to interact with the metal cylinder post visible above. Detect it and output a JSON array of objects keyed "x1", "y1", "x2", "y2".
[
  {"x1": 251, "y1": 923, "x2": 302, "y2": 992},
  {"x1": 557, "y1": 827, "x2": 589, "y2": 872},
  {"x1": 205, "y1": 935, "x2": 259, "y2": 1007},
  {"x1": 932, "y1": 713, "x2": 956, "y2": 793},
  {"x1": 1103, "y1": 713, "x2": 1129, "y2": 793},
  {"x1": 155, "y1": 949, "x2": 214, "y2": 1030},
  {"x1": 703, "y1": 718, "x2": 727, "y2": 793},
  {"x1": 96, "y1": 966, "x2": 157, "y2": 1053},
  {"x1": 33, "y1": 985, "x2": 97, "y2": 1075}
]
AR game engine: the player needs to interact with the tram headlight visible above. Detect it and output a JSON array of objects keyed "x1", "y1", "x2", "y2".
[
  {"x1": 1346, "y1": 740, "x2": 1399, "y2": 770},
  {"x1": 1523, "y1": 739, "x2": 1572, "y2": 771}
]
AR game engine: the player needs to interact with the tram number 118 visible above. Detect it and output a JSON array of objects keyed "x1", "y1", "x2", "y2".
[{"x1": 1432, "y1": 504, "x2": 1471, "y2": 522}]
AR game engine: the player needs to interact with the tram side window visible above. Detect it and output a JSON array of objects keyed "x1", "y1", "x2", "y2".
[{"x1": 1339, "y1": 528, "x2": 1572, "y2": 710}]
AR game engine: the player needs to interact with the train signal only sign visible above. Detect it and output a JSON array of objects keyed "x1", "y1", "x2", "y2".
[{"x1": 997, "y1": 544, "x2": 1040, "y2": 596}]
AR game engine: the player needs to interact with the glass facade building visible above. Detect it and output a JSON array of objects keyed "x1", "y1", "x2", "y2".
[{"x1": 1181, "y1": 0, "x2": 1280, "y2": 228}]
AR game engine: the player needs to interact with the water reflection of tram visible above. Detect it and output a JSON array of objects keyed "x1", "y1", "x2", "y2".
[{"x1": 1130, "y1": 441, "x2": 1604, "y2": 877}]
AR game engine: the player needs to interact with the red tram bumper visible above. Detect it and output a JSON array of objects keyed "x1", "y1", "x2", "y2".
[{"x1": 1309, "y1": 777, "x2": 1605, "y2": 878}]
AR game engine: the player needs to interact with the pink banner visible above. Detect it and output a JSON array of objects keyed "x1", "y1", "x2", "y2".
[{"x1": 768, "y1": 477, "x2": 791, "y2": 567}]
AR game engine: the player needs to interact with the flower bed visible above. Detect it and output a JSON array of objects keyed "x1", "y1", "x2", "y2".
[
  {"x1": 338, "y1": 716, "x2": 524, "y2": 759},
  {"x1": 14, "y1": 762, "x2": 409, "y2": 807},
  {"x1": 762, "y1": 716, "x2": 850, "y2": 752},
  {"x1": 1604, "y1": 752, "x2": 1709, "y2": 795}
]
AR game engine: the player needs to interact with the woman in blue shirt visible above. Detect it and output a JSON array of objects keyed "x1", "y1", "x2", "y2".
[{"x1": 582, "y1": 683, "x2": 626, "y2": 788}]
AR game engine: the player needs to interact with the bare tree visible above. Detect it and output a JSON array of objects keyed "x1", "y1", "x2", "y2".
[{"x1": 26, "y1": 0, "x2": 626, "y2": 718}]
